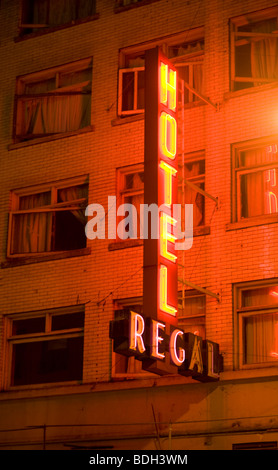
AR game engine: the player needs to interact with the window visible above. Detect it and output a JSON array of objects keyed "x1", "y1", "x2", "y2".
[
  {"x1": 232, "y1": 138, "x2": 278, "y2": 221},
  {"x1": 178, "y1": 153, "x2": 205, "y2": 227},
  {"x1": 178, "y1": 291, "x2": 206, "y2": 339},
  {"x1": 230, "y1": 7, "x2": 278, "y2": 92},
  {"x1": 118, "y1": 29, "x2": 204, "y2": 116},
  {"x1": 235, "y1": 281, "x2": 278, "y2": 369},
  {"x1": 8, "y1": 175, "x2": 88, "y2": 256},
  {"x1": 14, "y1": 58, "x2": 92, "y2": 143},
  {"x1": 20, "y1": 0, "x2": 96, "y2": 36},
  {"x1": 117, "y1": 164, "x2": 144, "y2": 239},
  {"x1": 6, "y1": 306, "x2": 84, "y2": 386}
]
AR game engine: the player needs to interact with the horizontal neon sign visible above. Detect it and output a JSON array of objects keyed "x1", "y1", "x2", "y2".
[{"x1": 110, "y1": 311, "x2": 222, "y2": 382}]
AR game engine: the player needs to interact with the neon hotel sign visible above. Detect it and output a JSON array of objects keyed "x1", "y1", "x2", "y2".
[{"x1": 110, "y1": 48, "x2": 222, "y2": 382}]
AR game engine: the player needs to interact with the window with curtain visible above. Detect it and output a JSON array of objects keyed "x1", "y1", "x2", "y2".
[
  {"x1": 236, "y1": 282, "x2": 278, "y2": 367},
  {"x1": 231, "y1": 8, "x2": 278, "y2": 91},
  {"x1": 118, "y1": 31, "x2": 204, "y2": 116},
  {"x1": 117, "y1": 164, "x2": 144, "y2": 239},
  {"x1": 233, "y1": 140, "x2": 278, "y2": 221},
  {"x1": 8, "y1": 176, "x2": 88, "y2": 256},
  {"x1": 7, "y1": 306, "x2": 84, "y2": 386},
  {"x1": 14, "y1": 58, "x2": 92, "y2": 142},
  {"x1": 178, "y1": 154, "x2": 205, "y2": 228},
  {"x1": 20, "y1": 0, "x2": 96, "y2": 35}
]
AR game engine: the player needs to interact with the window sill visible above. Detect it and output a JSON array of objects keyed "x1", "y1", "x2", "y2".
[
  {"x1": 1, "y1": 247, "x2": 91, "y2": 268},
  {"x1": 114, "y1": 0, "x2": 160, "y2": 14},
  {"x1": 226, "y1": 214, "x2": 278, "y2": 232},
  {"x1": 14, "y1": 14, "x2": 100, "y2": 42},
  {"x1": 224, "y1": 81, "x2": 278, "y2": 101},
  {"x1": 111, "y1": 114, "x2": 145, "y2": 126},
  {"x1": 8, "y1": 125, "x2": 94, "y2": 150}
]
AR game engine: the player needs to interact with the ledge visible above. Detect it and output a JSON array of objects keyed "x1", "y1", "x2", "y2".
[
  {"x1": 1, "y1": 247, "x2": 91, "y2": 268},
  {"x1": 14, "y1": 14, "x2": 100, "y2": 42},
  {"x1": 8, "y1": 125, "x2": 94, "y2": 150},
  {"x1": 226, "y1": 214, "x2": 278, "y2": 232},
  {"x1": 108, "y1": 227, "x2": 209, "y2": 251}
]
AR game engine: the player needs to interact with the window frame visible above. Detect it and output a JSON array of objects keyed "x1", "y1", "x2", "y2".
[
  {"x1": 117, "y1": 28, "x2": 204, "y2": 117},
  {"x1": 7, "y1": 175, "x2": 88, "y2": 258},
  {"x1": 230, "y1": 6, "x2": 278, "y2": 92},
  {"x1": 234, "y1": 280, "x2": 278, "y2": 370},
  {"x1": 232, "y1": 136, "x2": 278, "y2": 224},
  {"x1": 4, "y1": 305, "x2": 85, "y2": 389},
  {"x1": 13, "y1": 57, "x2": 92, "y2": 143},
  {"x1": 178, "y1": 151, "x2": 206, "y2": 228}
]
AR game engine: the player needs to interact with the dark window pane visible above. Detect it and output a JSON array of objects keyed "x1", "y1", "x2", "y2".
[{"x1": 51, "y1": 312, "x2": 84, "y2": 331}]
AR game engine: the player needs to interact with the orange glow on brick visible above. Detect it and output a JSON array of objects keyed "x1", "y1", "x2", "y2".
[
  {"x1": 160, "y1": 112, "x2": 177, "y2": 159},
  {"x1": 160, "y1": 62, "x2": 176, "y2": 110},
  {"x1": 159, "y1": 265, "x2": 177, "y2": 316},
  {"x1": 160, "y1": 213, "x2": 177, "y2": 262}
]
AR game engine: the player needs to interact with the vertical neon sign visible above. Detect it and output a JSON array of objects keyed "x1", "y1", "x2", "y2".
[
  {"x1": 143, "y1": 47, "x2": 178, "y2": 374},
  {"x1": 159, "y1": 60, "x2": 178, "y2": 317}
]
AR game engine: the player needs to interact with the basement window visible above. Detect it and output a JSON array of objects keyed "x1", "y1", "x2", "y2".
[
  {"x1": 14, "y1": 58, "x2": 92, "y2": 143},
  {"x1": 19, "y1": 0, "x2": 97, "y2": 36},
  {"x1": 230, "y1": 7, "x2": 278, "y2": 92},
  {"x1": 7, "y1": 306, "x2": 84, "y2": 387},
  {"x1": 8, "y1": 175, "x2": 88, "y2": 257},
  {"x1": 118, "y1": 29, "x2": 204, "y2": 116}
]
